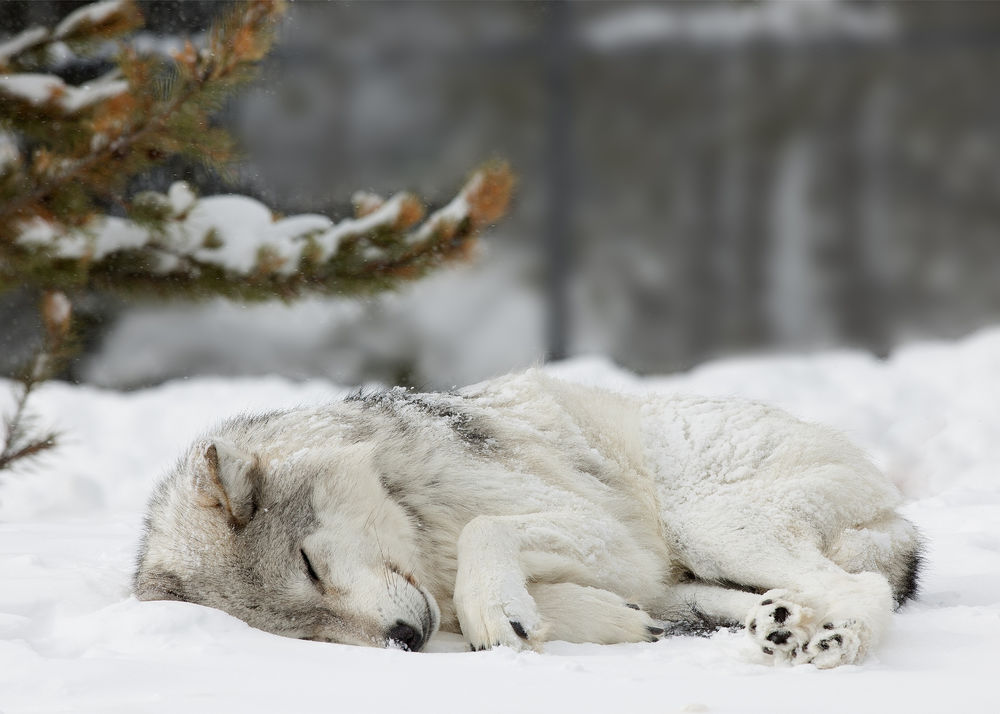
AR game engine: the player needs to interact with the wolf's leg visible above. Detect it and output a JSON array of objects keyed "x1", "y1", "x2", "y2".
[
  {"x1": 748, "y1": 513, "x2": 922, "y2": 666},
  {"x1": 669, "y1": 489, "x2": 905, "y2": 669},
  {"x1": 651, "y1": 581, "x2": 761, "y2": 627},
  {"x1": 454, "y1": 512, "x2": 636, "y2": 651},
  {"x1": 744, "y1": 575, "x2": 893, "y2": 667},
  {"x1": 528, "y1": 583, "x2": 664, "y2": 644}
]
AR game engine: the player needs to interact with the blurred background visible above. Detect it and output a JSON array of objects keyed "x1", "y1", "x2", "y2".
[{"x1": 4, "y1": 0, "x2": 1000, "y2": 390}]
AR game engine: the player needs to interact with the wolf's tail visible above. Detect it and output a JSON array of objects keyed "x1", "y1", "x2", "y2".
[
  {"x1": 826, "y1": 513, "x2": 924, "y2": 609},
  {"x1": 891, "y1": 537, "x2": 923, "y2": 609}
]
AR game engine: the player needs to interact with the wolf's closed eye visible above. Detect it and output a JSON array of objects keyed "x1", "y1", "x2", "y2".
[{"x1": 300, "y1": 549, "x2": 321, "y2": 585}]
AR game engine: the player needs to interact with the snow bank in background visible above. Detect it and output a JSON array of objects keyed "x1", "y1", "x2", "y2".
[
  {"x1": 82, "y1": 246, "x2": 545, "y2": 389},
  {"x1": 552, "y1": 328, "x2": 1000, "y2": 500},
  {"x1": 584, "y1": 0, "x2": 894, "y2": 49},
  {"x1": 3, "y1": 330, "x2": 1000, "y2": 713}
]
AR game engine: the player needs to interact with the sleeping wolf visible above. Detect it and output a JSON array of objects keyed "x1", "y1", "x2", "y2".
[{"x1": 134, "y1": 370, "x2": 920, "y2": 668}]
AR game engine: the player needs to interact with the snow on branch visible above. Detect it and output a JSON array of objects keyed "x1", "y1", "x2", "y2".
[
  {"x1": 412, "y1": 165, "x2": 510, "y2": 244},
  {"x1": 8, "y1": 162, "x2": 514, "y2": 300},
  {"x1": 0, "y1": 72, "x2": 129, "y2": 114},
  {"x1": 54, "y1": 0, "x2": 132, "y2": 41},
  {"x1": 0, "y1": 27, "x2": 49, "y2": 65},
  {"x1": 0, "y1": 132, "x2": 18, "y2": 173}
]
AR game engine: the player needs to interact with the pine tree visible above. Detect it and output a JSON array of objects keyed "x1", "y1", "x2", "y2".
[{"x1": 0, "y1": 0, "x2": 514, "y2": 473}]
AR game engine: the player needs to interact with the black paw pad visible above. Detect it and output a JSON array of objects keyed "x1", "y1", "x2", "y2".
[
  {"x1": 647, "y1": 625, "x2": 664, "y2": 636},
  {"x1": 761, "y1": 599, "x2": 774, "y2": 606},
  {"x1": 823, "y1": 622, "x2": 834, "y2": 630},
  {"x1": 817, "y1": 634, "x2": 842, "y2": 652},
  {"x1": 766, "y1": 630, "x2": 791, "y2": 646},
  {"x1": 762, "y1": 646, "x2": 774, "y2": 655},
  {"x1": 509, "y1": 621, "x2": 528, "y2": 639},
  {"x1": 748, "y1": 619, "x2": 757, "y2": 634},
  {"x1": 772, "y1": 606, "x2": 789, "y2": 624},
  {"x1": 626, "y1": 603, "x2": 641, "y2": 610}
]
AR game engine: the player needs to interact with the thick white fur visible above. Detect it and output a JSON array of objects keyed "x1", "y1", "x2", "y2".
[{"x1": 136, "y1": 370, "x2": 919, "y2": 667}]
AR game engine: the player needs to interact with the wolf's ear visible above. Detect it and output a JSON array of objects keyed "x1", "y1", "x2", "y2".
[{"x1": 191, "y1": 438, "x2": 257, "y2": 526}]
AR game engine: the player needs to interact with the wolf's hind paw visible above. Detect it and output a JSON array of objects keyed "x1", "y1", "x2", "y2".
[
  {"x1": 530, "y1": 583, "x2": 663, "y2": 645},
  {"x1": 745, "y1": 588, "x2": 873, "y2": 668},
  {"x1": 801, "y1": 622, "x2": 864, "y2": 668}
]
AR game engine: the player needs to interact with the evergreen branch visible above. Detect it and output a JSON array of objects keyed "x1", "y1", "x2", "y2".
[
  {"x1": 0, "y1": 369, "x2": 58, "y2": 472},
  {"x1": 53, "y1": 0, "x2": 143, "y2": 44},
  {"x1": 0, "y1": 0, "x2": 143, "y2": 72},
  {"x1": 1, "y1": 67, "x2": 219, "y2": 232},
  {"x1": 1, "y1": 365, "x2": 41, "y2": 465},
  {"x1": 2, "y1": 162, "x2": 514, "y2": 301},
  {"x1": 0, "y1": 78, "x2": 192, "y2": 229},
  {"x1": 0, "y1": 349, "x2": 55, "y2": 474},
  {"x1": 0, "y1": 290, "x2": 71, "y2": 475},
  {"x1": 0, "y1": 0, "x2": 514, "y2": 477},
  {"x1": 0, "y1": 431, "x2": 59, "y2": 473},
  {"x1": 0, "y1": 1, "x2": 284, "y2": 240}
]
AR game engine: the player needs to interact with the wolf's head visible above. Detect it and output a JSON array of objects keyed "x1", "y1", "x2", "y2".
[{"x1": 134, "y1": 429, "x2": 439, "y2": 651}]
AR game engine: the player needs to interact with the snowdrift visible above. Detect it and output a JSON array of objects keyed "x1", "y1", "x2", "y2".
[{"x1": 2, "y1": 331, "x2": 999, "y2": 713}]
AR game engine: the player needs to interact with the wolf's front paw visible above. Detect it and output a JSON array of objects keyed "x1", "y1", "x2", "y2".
[
  {"x1": 461, "y1": 609, "x2": 544, "y2": 652},
  {"x1": 746, "y1": 589, "x2": 814, "y2": 662},
  {"x1": 455, "y1": 582, "x2": 544, "y2": 652}
]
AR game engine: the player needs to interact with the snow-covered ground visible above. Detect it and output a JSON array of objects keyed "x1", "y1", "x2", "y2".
[{"x1": 2, "y1": 330, "x2": 1000, "y2": 713}]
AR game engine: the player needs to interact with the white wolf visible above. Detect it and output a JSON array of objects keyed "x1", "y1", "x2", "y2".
[{"x1": 134, "y1": 370, "x2": 920, "y2": 667}]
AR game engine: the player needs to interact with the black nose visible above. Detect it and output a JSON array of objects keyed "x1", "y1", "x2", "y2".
[{"x1": 386, "y1": 620, "x2": 425, "y2": 652}]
